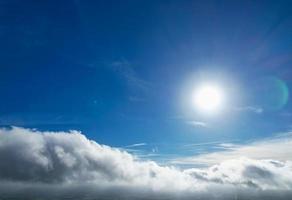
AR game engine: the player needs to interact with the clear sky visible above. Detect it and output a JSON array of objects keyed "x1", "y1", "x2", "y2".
[{"x1": 1, "y1": 0, "x2": 292, "y2": 163}]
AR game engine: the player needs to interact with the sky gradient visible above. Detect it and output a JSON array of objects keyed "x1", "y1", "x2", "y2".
[
  {"x1": 1, "y1": 0, "x2": 292, "y2": 162},
  {"x1": 0, "y1": 1, "x2": 292, "y2": 199}
]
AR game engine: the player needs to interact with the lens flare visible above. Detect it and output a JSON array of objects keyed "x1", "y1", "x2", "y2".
[{"x1": 257, "y1": 77, "x2": 289, "y2": 111}]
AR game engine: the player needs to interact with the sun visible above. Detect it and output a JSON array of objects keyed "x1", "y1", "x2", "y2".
[{"x1": 192, "y1": 84, "x2": 224, "y2": 114}]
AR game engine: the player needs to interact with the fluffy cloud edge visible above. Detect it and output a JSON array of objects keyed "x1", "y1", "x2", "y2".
[{"x1": 0, "y1": 127, "x2": 291, "y2": 200}]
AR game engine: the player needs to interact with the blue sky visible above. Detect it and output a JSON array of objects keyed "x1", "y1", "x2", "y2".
[{"x1": 1, "y1": 0, "x2": 292, "y2": 162}]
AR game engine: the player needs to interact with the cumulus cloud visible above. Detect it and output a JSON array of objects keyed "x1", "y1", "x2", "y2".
[{"x1": 0, "y1": 127, "x2": 291, "y2": 199}]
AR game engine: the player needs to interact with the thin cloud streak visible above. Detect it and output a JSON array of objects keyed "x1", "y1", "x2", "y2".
[
  {"x1": 234, "y1": 106, "x2": 264, "y2": 114},
  {"x1": 125, "y1": 143, "x2": 147, "y2": 148},
  {"x1": 172, "y1": 132, "x2": 292, "y2": 166},
  {"x1": 109, "y1": 59, "x2": 151, "y2": 92},
  {"x1": 186, "y1": 121, "x2": 208, "y2": 127}
]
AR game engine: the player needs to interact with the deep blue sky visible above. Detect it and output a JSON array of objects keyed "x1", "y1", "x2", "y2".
[{"x1": 1, "y1": 0, "x2": 292, "y2": 159}]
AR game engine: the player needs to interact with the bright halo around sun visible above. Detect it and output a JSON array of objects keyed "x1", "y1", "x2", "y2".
[{"x1": 192, "y1": 84, "x2": 225, "y2": 114}]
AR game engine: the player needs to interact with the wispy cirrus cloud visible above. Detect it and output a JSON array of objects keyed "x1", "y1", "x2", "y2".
[
  {"x1": 234, "y1": 106, "x2": 264, "y2": 114},
  {"x1": 0, "y1": 127, "x2": 291, "y2": 199},
  {"x1": 87, "y1": 59, "x2": 152, "y2": 101},
  {"x1": 172, "y1": 132, "x2": 292, "y2": 166},
  {"x1": 109, "y1": 59, "x2": 151, "y2": 92},
  {"x1": 186, "y1": 120, "x2": 207, "y2": 127},
  {"x1": 125, "y1": 143, "x2": 147, "y2": 148}
]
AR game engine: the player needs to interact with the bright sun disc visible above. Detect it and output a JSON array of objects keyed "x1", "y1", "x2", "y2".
[{"x1": 193, "y1": 84, "x2": 224, "y2": 113}]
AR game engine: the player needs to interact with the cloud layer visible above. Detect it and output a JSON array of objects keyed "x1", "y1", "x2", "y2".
[
  {"x1": 174, "y1": 133, "x2": 292, "y2": 166},
  {"x1": 0, "y1": 127, "x2": 291, "y2": 199}
]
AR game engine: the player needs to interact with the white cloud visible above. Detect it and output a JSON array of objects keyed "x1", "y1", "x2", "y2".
[
  {"x1": 186, "y1": 121, "x2": 207, "y2": 127},
  {"x1": 173, "y1": 133, "x2": 292, "y2": 166},
  {"x1": 235, "y1": 106, "x2": 263, "y2": 114},
  {"x1": 0, "y1": 127, "x2": 291, "y2": 199},
  {"x1": 126, "y1": 143, "x2": 147, "y2": 148}
]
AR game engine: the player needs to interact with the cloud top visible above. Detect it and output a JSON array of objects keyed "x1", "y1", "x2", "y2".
[{"x1": 0, "y1": 127, "x2": 291, "y2": 199}]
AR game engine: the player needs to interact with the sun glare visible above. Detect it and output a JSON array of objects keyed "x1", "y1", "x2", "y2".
[{"x1": 193, "y1": 84, "x2": 224, "y2": 114}]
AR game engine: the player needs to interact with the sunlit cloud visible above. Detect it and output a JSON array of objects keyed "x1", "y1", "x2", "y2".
[
  {"x1": 172, "y1": 132, "x2": 292, "y2": 166},
  {"x1": 0, "y1": 127, "x2": 291, "y2": 199}
]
